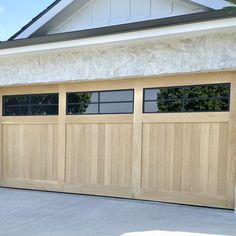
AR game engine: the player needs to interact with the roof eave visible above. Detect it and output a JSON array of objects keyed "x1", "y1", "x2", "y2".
[{"x1": 1, "y1": 9, "x2": 236, "y2": 50}]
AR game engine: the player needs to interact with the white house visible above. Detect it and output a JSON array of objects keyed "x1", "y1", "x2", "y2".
[{"x1": 0, "y1": 0, "x2": 236, "y2": 210}]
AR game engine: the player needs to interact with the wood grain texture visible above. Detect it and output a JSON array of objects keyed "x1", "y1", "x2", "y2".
[
  {"x1": 141, "y1": 122, "x2": 230, "y2": 208},
  {"x1": 3, "y1": 124, "x2": 58, "y2": 181},
  {"x1": 228, "y1": 76, "x2": 236, "y2": 209},
  {"x1": 0, "y1": 95, "x2": 2, "y2": 179},
  {"x1": 0, "y1": 72, "x2": 235, "y2": 209},
  {"x1": 65, "y1": 123, "x2": 133, "y2": 191}
]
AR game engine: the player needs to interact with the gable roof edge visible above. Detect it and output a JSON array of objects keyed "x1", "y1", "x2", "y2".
[
  {"x1": 8, "y1": 0, "x2": 236, "y2": 41},
  {"x1": 9, "y1": 0, "x2": 74, "y2": 41},
  {"x1": 189, "y1": 0, "x2": 235, "y2": 10},
  {"x1": 2, "y1": 9, "x2": 236, "y2": 52}
]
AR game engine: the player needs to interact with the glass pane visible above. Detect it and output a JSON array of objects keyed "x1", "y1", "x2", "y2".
[
  {"x1": 30, "y1": 94, "x2": 58, "y2": 105},
  {"x1": 185, "y1": 84, "x2": 230, "y2": 99},
  {"x1": 144, "y1": 100, "x2": 183, "y2": 113},
  {"x1": 184, "y1": 99, "x2": 229, "y2": 112},
  {"x1": 144, "y1": 89, "x2": 159, "y2": 101},
  {"x1": 144, "y1": 83, "x2": 230, "y2": 113},
  {"x1": 4, "y1": 95, "x2": 29, "y2": 106},
  {"x1": 100, "y1": 102, "x2": 133, "y2": 114},
  {"x1": 30, "y1": 105, "x2": 58, "y2": 115},
  {"x1": 157, "y1": 87, "x2": 184, "y2": 100},
  {"x1": 67, "y1": 104, "x2": 98, "y2": 115},
  {"x1": 4, "y1": 106, "x2": 29, "y2": 116},
  {"x1": 145, "y1": 88, "x2": 184, "y2": 101},
  {"x1": 67, "y1": 92, "x2": 98, "y2": 104},
  {"x1": 100, "y1": 90, "x2": 133, "y2": 102}
]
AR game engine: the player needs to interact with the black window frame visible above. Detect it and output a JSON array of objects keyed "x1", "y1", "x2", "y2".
[
  {"x1": 66, "y1": 89, "x2": 134, "y2": 115},
  {"x1": 143, "y1": 83, "x2": 231, "y2": 114},
  {"x1": 3, "y1": 93, "x2": 59, "y2": 116}
]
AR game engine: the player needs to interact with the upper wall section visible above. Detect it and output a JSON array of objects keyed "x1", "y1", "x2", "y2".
[
  {"x1": 0, "y1": 31, "x2": 235, "y2": 86},
  {"x1": 32, "y1": 0, "x2": 206, "y2": 36}
]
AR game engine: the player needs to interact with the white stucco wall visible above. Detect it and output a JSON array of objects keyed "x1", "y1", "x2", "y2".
[{"x1": 0, "y1": 31, "x2": 236, "y2": 87}]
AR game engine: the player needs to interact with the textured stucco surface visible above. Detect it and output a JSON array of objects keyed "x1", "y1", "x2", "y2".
[{"x1": 0, "y1": 31, "x2": 236, "y2": 86}]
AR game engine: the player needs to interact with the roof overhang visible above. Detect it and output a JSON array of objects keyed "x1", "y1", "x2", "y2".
[
  {"x1": 189, "y1": 0, "x2": 235, "y2": 9},
  {"x1": 9, "y1": 0, "x2": 235, "y2": 40},
  {"x1": 9, "y1": 0, "x2": 74, "y2": 40},
  {"x1": 1, "y1": 9, "x2": 236, "y2": 57}
]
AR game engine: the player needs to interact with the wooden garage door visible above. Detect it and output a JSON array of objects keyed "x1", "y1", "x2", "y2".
[
  {"x1": 0, "y1": 73, "x2": 235, "y2": 209},
  {"x1": 136, "y1": 75, "x2": 235, "y2": 209}
]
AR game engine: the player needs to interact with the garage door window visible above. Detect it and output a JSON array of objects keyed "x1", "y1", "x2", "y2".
[
  {"x1": 67, "y1": 89, "x2": 134, "y2": 115},
  {"x1": 3, "y1": 93, "x2": 59, "y2": 116},
  {"x1": 143, "y1": 83, "x2": 230, "y2": 113}
]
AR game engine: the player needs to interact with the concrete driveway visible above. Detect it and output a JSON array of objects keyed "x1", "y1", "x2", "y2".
[{"x1": 0, "y1": 188, "x2": 235, "y2": 236}]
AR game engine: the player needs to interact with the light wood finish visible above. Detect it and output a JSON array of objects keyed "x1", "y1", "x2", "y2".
[
  {"x1": 0, "y1": 95, "x2": 2, "y2": 179},
  {"x1": 3, "y1": 124, "x2": 58, "y2": 181},
  {"x1": 66, "y1": 115, "x2": 133, "y2": 124},
  {"x1": 141, "y1": 122, "x2": 230, "y2": 208},
  {"x1": 2, "y1": 116, "x2": 58, "y2": 124},
  {"x1": 228, "y1": 75, "x2": 236, "y2": 209},
  {"x1": 142, "y1": 112, "x2": 229, "y2": 123},
  {"x1": 0, "y1": 72, "x2": 235, "y2": 209},
  {"x1": 58, "y1": 85, "x2": 66, "y2": 183},
  {"x1": 131, "y1": 81, "x2": 143, "y2": 198},
  {"x1": 66, "y1": 123, "x2": 133, "y2": 193}
]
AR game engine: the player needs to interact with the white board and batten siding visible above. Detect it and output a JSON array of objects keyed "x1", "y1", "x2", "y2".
[{"x1": 47, "y1": 0, "x2": 206, "y2": 35}]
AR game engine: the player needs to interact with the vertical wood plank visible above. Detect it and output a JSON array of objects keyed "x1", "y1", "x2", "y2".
[
  {"x1": 148, "y1": 124, "x2": 157, "y2": 190},
  {"x1": 141, "y1": 124, "x2": 150, "y2": 190},
  {"x1": 58, "y1": 84, "x2": 66, "y2": 183},
  {"x1": 227, "y1": 75, "x2": 236, "y2": 208},
  {"x1": 46, "y1": 125, "x2": 53, "y2": 181},
  {"x1": 156, "y1": 124, "x2": 166, "y2": 191},
  {"x1": 91, "y1": 124, "x2": 98, "y2": 185},
  {"x1": 181, "y1": 123, "x2": 192, "y2": 192},
  {"x1": 199, "y1": 123, "x2": 210, "y2": 194},
  {"x1": 84, "y1": 125, "x2": 92, "y2": 185},
  {"x1": 0, "y1": 92, "x2": 2, "y2": 179},
  {"x1": 217, "y1": 123, "x2": 229, "y2": 196},
  {"x1": 164, "y1": 123, "x2": 174, "y2": 191},
  {"x1": 125, "y1": 124, "x2": 133, "y2": 187},
  {"x1": 190, "y1": 123, "x2": 201, "y2": 193},
  {"x1": 65, "y1": 125, "x2": 72, "y2": 184},
  {"x1": 97, "y1": 124, "x2": 105, "y2": 185},
  {"x1": 118, "y1": 124, "x2": 126, "y2": 187},
  {"x1": 2, "y1": 125, "x2": 8, "y2": 178},
  {"x1": 52, "y1": 125, "x2": 59, "y2": 181},
  {"x1": 208, "y1": 123, "x2": 220, "y2": 195},
  {"x1": 104, "y1": 124, "x2": 112, "y2": 186},
  {"x1": 172, "y1": 123, "x2": 183, "y2": 191},
  {"x1": 77, "y1": 125, "x2": 85, "y2": 184},
  {"x1": 111, "y1": 124, "x2": 119, "y2": 186},
  {"x1": 131, "y1": 80, "x2": 143, "y2": 198},
  {"x1": 71, "y1": 125, "x2": 79, "y2": 184}
]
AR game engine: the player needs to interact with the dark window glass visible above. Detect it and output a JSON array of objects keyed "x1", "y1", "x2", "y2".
[
  {"x1": 143, "y1": 83, "x2": 230, "y2": 113},
  {"x1": 100, "y1": 102, "x2": 133, "y2": 114},
  {"x1": 100, "y1": 90, "x2": 134, "y2": 102},
  {"x1": 67, "y1": 92, "x2": 98, "y2": 104},
  {"x1": 67, "y1": 104, "x2": 99, "y2": 115},
  {"x1": 67, "y1": 89, "x2": 134, "y2": 115},
  {"x1": 3, "y1": 93, "x2": 59, "y2": 116}
]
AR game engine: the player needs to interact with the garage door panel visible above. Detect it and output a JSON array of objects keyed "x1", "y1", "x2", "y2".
[
  {"x1": 141, "y1": 122, "x2": 229, "y2": 201},
  {"x1": 2, "y1": 124, "x2": 58, "y2": 181},
  {"x1": 66, "y1": 123, "x2": 133, "y2": 189}
]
